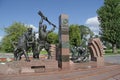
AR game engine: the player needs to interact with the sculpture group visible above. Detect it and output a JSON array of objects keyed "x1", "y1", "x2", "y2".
[
  {"x1": 13, "y1": 11, "x2": 102, "y2": 64},
  {"x1": 13, "y1": 11, "x2": 56, "y2": 62},
  {"x1": 70, "y1": 46, "x2": 89, "y2": 63}
]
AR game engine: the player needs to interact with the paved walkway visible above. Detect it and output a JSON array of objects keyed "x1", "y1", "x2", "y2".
[
  {"x1": 0, "y1": 64, "x2": 120, "y2": 80},
  {"x1": 104, "y1": 54, "x2": 120, "y2": 64},
  {"x1": 0, "y1": 54, "x2": 120, "y2": 80}
]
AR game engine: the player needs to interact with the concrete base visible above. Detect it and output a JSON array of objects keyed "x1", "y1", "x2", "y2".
[
  {"x1": 60, "y1": 62, "x2": 70, "y2": 70},
  {"x1": 0, "y1": 59, "x2": 58, "y2": 74},
  {"x1": 97, "y1": 57, "x2": 104, "y2": 67},
  {"x1": 0, "y1": 61, "x2": 120, "y2": 80},
  {"x1": 91, "y1": 57, "x2": 104, "y2": 67}
]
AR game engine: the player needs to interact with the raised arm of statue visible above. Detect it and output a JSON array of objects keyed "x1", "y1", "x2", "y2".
[
  {"x1": 39, "y1": 18, "x2": 43, "y2": 25},
  {"x1": 38, "y1": 10, "x2": 52, "y2": 25},
  {"x1": 48, "y1": 24, "x2": 56, "y2": 33},
  {"x1": 39, "y1": 18, "x2": 43, "y2": 32}
]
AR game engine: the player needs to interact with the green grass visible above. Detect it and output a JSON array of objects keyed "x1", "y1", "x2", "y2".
[
  {"x1": 104, "y1": 49, "x2": 120, "y2": 55},
  {"x1": 40, "y1": 50, "x2": 48, "y2": 54},
  {"x1": 0, "y1": 50, "x2": 48, "y2": 56}
]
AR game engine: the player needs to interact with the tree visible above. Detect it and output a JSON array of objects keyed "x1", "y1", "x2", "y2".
[
  {"x1": 47, "y1": 32, "x2": 58, "y2": 44},
  {"x1": 69, "y1": 25, "x2": 81, "y2": 46},
  {"x1": 79, "y1": 25, "x2": 94, "y2": 39},
  {"x1": 1, "y1": 22, "x2": 27, "y2": 52},
  {"x1": 97, "y1": 0, "x2": 120, "y2": 53},
  {"x1": 79, "y1": 25, "x2": 94, "y2": 47}
]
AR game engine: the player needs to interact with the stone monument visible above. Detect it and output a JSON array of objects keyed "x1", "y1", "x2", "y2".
[
  {"x1": 58, "y1": 14, "x2": 70, "y2": 69},
  {"x1": 88, "y1": 38, "x2": 104, "y2": 67}
]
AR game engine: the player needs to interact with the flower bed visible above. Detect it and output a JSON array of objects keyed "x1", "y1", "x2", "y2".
[{"x1": 0, "y1": 58, "x2": 14, "y2": 62}]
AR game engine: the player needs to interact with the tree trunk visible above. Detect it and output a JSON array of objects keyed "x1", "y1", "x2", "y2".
[{"x1": 112, "y1": 43, "x2": 117, "y2": 54}]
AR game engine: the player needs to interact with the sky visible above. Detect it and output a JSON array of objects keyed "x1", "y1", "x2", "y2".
[{"x1": 0, "y1": 0, "x2": 104, "y2": 41}]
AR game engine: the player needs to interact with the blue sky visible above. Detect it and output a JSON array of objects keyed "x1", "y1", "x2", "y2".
[{"x1": 0, "y1": 0, "x2": 104, "y2": 41}]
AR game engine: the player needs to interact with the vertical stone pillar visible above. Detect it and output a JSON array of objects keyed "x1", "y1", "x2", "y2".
[{"x1": 58, "y1": 14, "x2": 69, "y2": 69}]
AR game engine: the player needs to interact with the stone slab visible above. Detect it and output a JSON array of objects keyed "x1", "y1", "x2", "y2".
[
  {"x1": 21, "y1": 67, "x2": 34, "y2": 73},
  {"x1": 0, "y1": 61, "x2": 120, "y2": 80}
]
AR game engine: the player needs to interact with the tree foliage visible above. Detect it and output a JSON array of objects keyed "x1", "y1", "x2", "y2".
[
  {"x1": 79, "y1": 25, "x2": 94, "y2": 40},
  {"x1": 47, "y1": 32, "x2": 58, "y2": 44},
  {"x1": 79, "y1": 25, "x2": 94, "y2": 47},
  {"x1": 97, "y1": 0, "x2": 120, "y2": 53},
  {"x1": 1, "y1": 22, "x2": 27, "y2": 52},
  {"x1": 69, "y1": 24, "x2": 93, "y2": 47},
  {"x1": 69, "y1": 25, "x2": 81, "y2": 46}
]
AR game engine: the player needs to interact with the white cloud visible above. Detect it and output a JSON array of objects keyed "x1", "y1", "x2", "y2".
[
  {"x1": 35, "y1": 33, "x2": 39, "y2": 39},
  {"x1": 29, "y1": 24, "x2": 38, "y2": 31},
  {"x1": 0, "y1": 36, "x2": 3, "y2": 42},
  {"x1": 85, "y1": 16, "x2": 100, "y2": 35},
  {"x1": 25, "y1": 24, "x2": 38, "y2": 31}
]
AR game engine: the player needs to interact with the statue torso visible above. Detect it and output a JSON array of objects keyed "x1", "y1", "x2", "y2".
[{"x1": 39, "y1": 28, "x2": 48, "y2": 41}]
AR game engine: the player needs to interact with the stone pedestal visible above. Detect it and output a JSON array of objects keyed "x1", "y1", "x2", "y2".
[
  {"x1": 3, "y1": 59, "x2": 58, "y2": 74},
  {"x1": 96, "y1": 57, "x2": 104, "y2": 67},
  {"x1": 58, "y1": 14, "x2": 70, "y2": 69},
  {"x1": 50, "y1": 44, "x2": 56, "y2": 60}
]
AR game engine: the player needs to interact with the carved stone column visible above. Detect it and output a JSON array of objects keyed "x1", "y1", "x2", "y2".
[{"x1": 58, "y1": 14, "x2": 70, "y2": 69}]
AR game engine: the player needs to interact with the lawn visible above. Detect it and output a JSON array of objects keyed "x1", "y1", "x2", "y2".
[
  {"x1": 104, "y1": 49, "x2": 120, "y2": 55},
  {"x1": 40, "y1": 50, "x2": 48, "y2": 54}
]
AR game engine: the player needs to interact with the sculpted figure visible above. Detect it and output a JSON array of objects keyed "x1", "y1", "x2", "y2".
[
  {"x1": 70, "y1": 46, "x2": 89, "y2": 63},
  {"x1": 33, "y1": 11, "x2": 56, "y2": 59},
  {"x1": 14, "y1": 27, "x2": 34, "y2": 61},
  {"x1": 70, "y1": 46, "x2": 77, "y2": 60},
  {"x1": 32, "y1": 32, "x2": 40, "y2": 59}
]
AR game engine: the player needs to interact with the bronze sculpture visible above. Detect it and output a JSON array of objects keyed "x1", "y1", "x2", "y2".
[
  {"x1": 70, "y1": 46, "x2": 89, "y2": 63},
  {"x1": 13, "y1": 11, "x2": 56, "y2": 61},
  {"x1": 36, "y1": 11, "x2": 56, "y2": 59},
  {"x1": 13, "y1": 27, "x2": 34, "y2": 62}
]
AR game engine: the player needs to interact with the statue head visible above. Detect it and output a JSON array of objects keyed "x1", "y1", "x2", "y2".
[
  {"x1": 43, "y1": 24, "x2": 47, "y2": 31},
  {"x1": 27, "y1": 27, "x2": 32, "y2": 34}
]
